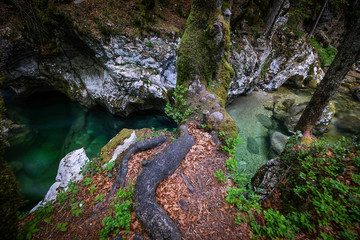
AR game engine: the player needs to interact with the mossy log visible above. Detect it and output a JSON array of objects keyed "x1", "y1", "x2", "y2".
[
  {"x1": 109, "y1": 136, "x2": 167, "y2": 197},
  {"x1": 134, "y1": 133, "x2": 194, "y2": 240}
]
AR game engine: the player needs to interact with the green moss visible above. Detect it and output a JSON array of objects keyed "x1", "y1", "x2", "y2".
[
  {"x1": 176, "y1": 2, "x2": 222, "y2": 87},
  {"x1": 310, "y1": 37, "x2": 337, "y2": 68},
  {"x1": 207, "y1": 110, "x2": 238, "y2": 142},
  {"x1": 100, "y1": 128, "x2": 133, "y2": 163}
]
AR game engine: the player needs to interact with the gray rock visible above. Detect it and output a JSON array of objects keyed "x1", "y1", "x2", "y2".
[
  {"x1": 247, "y1": 137, "x2": 259, "y2": 154},
  {"x1": 270, "y1": 131, "x2": 289, "y2": 155},
  {"x1": 3, "y1": 34, "x2": 179, "y2": 117},
  {"x1": 31, "y1": 148, "x2": 89, "y2": 212},
  {"x1": 209, "y1": 111, "x2": 224, "y2": 123},
  {"x1": 288, "y1": 103, "x2": 307, "y2": 116}
]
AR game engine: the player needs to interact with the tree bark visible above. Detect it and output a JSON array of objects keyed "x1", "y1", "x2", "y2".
[
  {"x1": 263, "y1": 0, "x2": 285, "y2": 37},
  {"x1": 109, "y1": 136, "x2": 167, "y2": 198},
  {"x1": 134, "y1": 133, "x2": 194, "y2": 240},
  {"x1": 308, "y1": 0, "x2": 329, "y2": 39},
  {"x1": 295, "y1": 16, "x2": 360, "y2": 136}
]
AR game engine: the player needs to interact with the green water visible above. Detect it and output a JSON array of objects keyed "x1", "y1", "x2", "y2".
[
  {"x1": 227, "y1": 91, "x2": 288, "y2": 177},
  {"x1": 3, "y1": 90, "x2": 175, "y2": 210},
  {"x1": 227, "y1": 88, "x2": 360, "y2": 178}
]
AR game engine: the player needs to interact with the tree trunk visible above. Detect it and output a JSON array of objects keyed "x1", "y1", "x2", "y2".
[
  {"x1": 308, "y1": 0, "x2": 328, "y2": 39},
  {"x1": 176, "y1": 0, "x2": 223, "y2": 88},
  {"x1": 263, "y1": 0, "x2": 285, "y2": 37},
  {"x1": 176, "y1": 0, "x2": 238, "y2": 140},
  {"x1": 295, "y1": 16, "x2": 360, "y2": 136}
]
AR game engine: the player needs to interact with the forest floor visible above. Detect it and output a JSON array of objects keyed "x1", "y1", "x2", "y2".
[{"x1": 20, "y1": 124, "x2": 254, "y2": 239}]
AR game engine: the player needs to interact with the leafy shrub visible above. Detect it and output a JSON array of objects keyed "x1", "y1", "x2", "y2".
[
  {"x1": 99, "y1": 182, "x2": 133, "y2": 239},
  {"x1": 164, "y1": 85, "x2": 193, "y2": 125}
]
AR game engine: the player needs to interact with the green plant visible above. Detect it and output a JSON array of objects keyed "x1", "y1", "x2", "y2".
[
  {"x1": 99, "y1": 182, "x2": 134, "y2": 239},
  {"x1": 57, "y1": 222, "x2": 68, "y2": 232},
  {"x1": 71, "y1": 201, "x2": 84, "y2": 217},
  {"x1": 95, "y1": 194, "x2": 105, "y2": 203},
  {"x1": 105, "y1": 161, "x2": 116, "y2": 172},
  {"x1": 214, "y1": 169, "x2": 226, "y2": 182},
  {"x1": 222, "y1": 135, "x2": 241, "y2": 157},
  {"x1": 164, "y1": 85, "x2": 193, "y2": 125},
  {"x1": 83, "y1": 177, "x2": 93, "y2": 186},
  {"x1": 146, "y1": 41, "x2": 154, "y2": 48},
  {"x1": 225, "y1": 135, "x2": 360, "y2": 239},
  {"x1": 19, "y1": 201, "x2": 53, "y2": 239},
  {"x1": 90, "y1": 184, "x2": 98, "y2": 195},
  {"x1": 80, "y1": 158, "x2": 102, "y2": 176},
  {"x1": 260, "y1": 59, "x2": 268, "y2": 77},
  {"x1": 310, "y1": 37, "x2": 337, "y2": 67}
]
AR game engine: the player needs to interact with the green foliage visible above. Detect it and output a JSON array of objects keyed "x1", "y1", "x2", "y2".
[
  {"x1": 57, "y1": 222, "x2": 68, "y2": 232},
  {"x1": 83, "y1": 177, "x2": 93, "y2": 186},
  {"x1": 70, "y1": 201, "x2": 84, "y2": 217},
  {"x1": 146, "y1": 41, "x2": 154, "y2": 48},
  {"x1": 80, "y1": 157, "x2": 103, "y2": 176},
  {"x1": 214, "y1": 169, "x2": 226, "y2": 182},
  {"x1": 260, "y1": 59, "x2": 268, "y2": 77},
  {"x1": 221, "y1": 134, "x2": 241, "y2": 157},
  {"x1": 95, "y1": 194, "x2": 105, "y2": 203},
  {"x1": 310, "y1": 37, "x2": 337, "y2": 68},
  {"x1": 19, "y1": 201, "x2": 53, "y2": 239},
  {"x1": 164, "y1": 85, "x2": 193, "y2": 125},
  {"x1": 90, "y1": 184, "x2": 98, "y2": 195},
  {"x1": 225, "y1": 134, "x2": 360, "y2": 239},
  {"x1": 105, "y1": 161, "x2": 116, "y2": 172},
  {"x1": 99, "y1": 182, "x2": 133, "y2": 239},
  {"x1": 253, "y1": 209, "x2": 295, "y2": 239}
]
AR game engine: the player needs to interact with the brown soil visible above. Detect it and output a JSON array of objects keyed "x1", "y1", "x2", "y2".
[{"x1": 21, "y1": 124, "x2": 252, "y2": 239}]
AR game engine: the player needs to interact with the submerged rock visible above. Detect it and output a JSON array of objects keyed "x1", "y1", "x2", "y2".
[
  {"x1": 247, "y1": 137, "x2": 260, "y2": 154},
  {"x1": 257, "y1": 114, "x2": 272, "y2": 128},
  {"x1": 335, "y1": 116, "x2": 360, "y2": 134}
]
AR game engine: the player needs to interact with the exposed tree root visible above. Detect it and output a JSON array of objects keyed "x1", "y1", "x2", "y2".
[
  {"x1": 134, "y1": 133, "x2": 195, "y2": 240},
  {"x1": 109, "y1": 136, "x2": 167, "y2": 198}
]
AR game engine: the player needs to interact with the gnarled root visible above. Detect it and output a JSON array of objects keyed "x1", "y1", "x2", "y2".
[
  {"x1": 134, "y1": 133, "x2": 194, "y2": 240},
  {"x1": 109, "y1": 136, "x2": 167, "y2": 197}
]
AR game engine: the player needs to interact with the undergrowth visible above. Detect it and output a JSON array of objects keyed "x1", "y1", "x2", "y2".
[
  {"x1": 223, "y1": 132, "x2": 360, "y2": 239},
  {"x1": 310, "y1": 37, "x2": 337, "y2": 68},
  {"x1": 18, "y1": 154, "x2": 134, "y2": 239},
  {"x1": 164, "y1": 85, "x2": 193, "y2": 125}
]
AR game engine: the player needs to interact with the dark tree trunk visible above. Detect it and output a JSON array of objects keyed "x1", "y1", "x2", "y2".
[
  {"x1": 308, "y1": 0, "x2": 329, "y2": 38},
  {"x1": 263, "y1": 0, "x2": 285, "y2": 37},
  {"x1": 295, "y1": 16, "x2": 360, "y2": 136}
]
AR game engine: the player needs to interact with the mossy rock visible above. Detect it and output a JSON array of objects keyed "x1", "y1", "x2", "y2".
[
  {"x1": 209, "y1": 110, "x2": 238, "y2": 142},
  {"x1": 100, "y1": 128, "x2": 134, "y2": 163}
]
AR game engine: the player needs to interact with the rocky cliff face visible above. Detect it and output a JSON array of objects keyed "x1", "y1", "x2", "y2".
[
  {"x1": 0, "y1": 0, "x2": 327, "y2": 119},
  {"x1": 228, "y1": 10, "x2": 324, "y2": 101},
  {"x1": 1, "y1": 29, "x2": 178, "y2": 117}
]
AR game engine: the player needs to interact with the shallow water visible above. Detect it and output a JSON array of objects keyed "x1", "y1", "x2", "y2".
[
  {"x1": 3, "y1": 90, "x2": 175, "y2": 210},
  {"x1": 227, "y1": 91, "x2": 288, "y2": 177},
  {"x1": 227, "y1": 88, "x2": 360, "y2": 178}
]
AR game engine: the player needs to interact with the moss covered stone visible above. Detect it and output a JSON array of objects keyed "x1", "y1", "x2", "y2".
[{"x1": 100, "y1": 128, "x2": 134, "y2": 163}]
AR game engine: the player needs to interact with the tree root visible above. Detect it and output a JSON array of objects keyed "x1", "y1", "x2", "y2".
[
  {"x1": 134, "y1": 133, "x2": 195, "y2": 240},
  {"x1": 109, "y1": 136, "x2": 167, "y2": 198}
]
